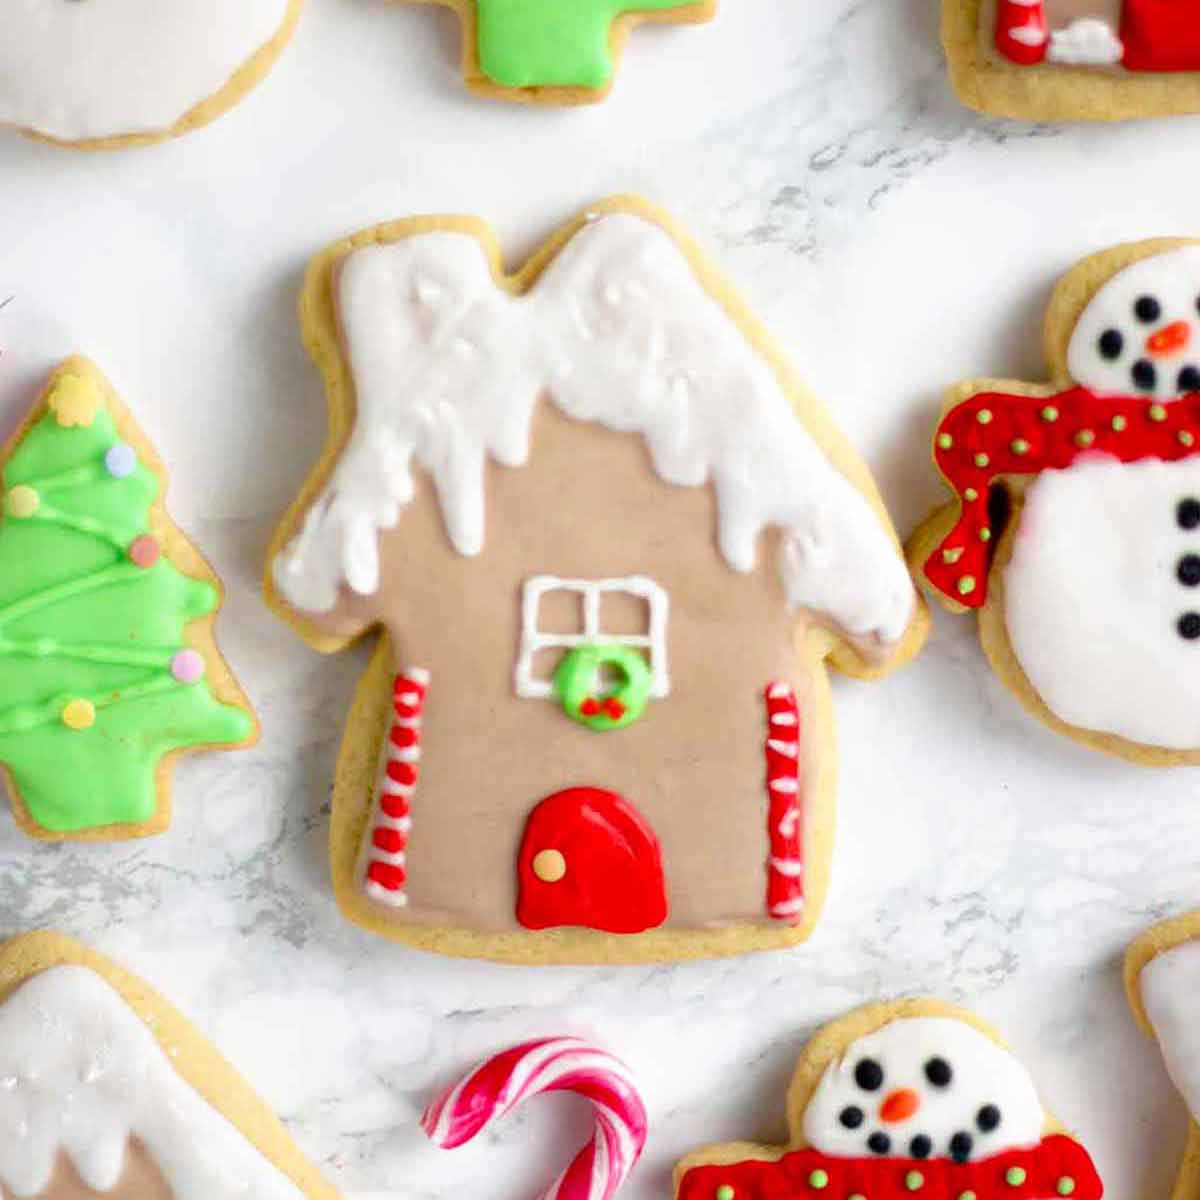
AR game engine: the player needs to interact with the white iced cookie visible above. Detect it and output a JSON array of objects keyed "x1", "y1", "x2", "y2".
[{"x1": 0, "y1": 0, "x2": 303, "y2": 148}]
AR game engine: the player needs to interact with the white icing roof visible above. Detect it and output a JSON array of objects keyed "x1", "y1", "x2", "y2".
[{"x1": 274, "y1": 214, "x2": 915, "y2": 644}]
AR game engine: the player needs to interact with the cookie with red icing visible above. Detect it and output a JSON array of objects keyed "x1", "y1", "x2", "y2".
[
  {"x1": 912, "y1": 238, "x2": 1200, "y2": 764},
  {"x1": 675, "y1": 998, "x2": 1102, "y2": 1200},
  {"x1": 943, "y1": 0, "x2": 1200, "y2": 120},
  {"x1": 265, "y1": 195, "x2": 928, "y2": 964}
]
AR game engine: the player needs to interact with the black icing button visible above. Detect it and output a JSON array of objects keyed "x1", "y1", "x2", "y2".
[
  {"x1": 1178, "y1": 498, "x2": 1200, "y2": 530},
  {"x1": 1179, "y1": 555, "x2": 1200, "y2": 587},
  {"x1": 1179, "y1": 613, "x2": 1200, "y2": 640}
]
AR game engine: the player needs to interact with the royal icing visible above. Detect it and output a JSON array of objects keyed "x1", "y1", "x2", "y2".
[
  {"x1": 0, "y1": 0, "x2": 293, "y2": 142},
  {"x1": 422, "y1": 1036, "x2": 648, "y2": 1200},
  {"x1": 273, "y1": 214, "x2": 914, "y2": 646},
  {"x1": 469, "y1": 0, "x2": 703, "y2": 90},
  {"x1": 0, "y1": 965, "x2": 305, "y2": 1199},
  {"x1": 801, "y1": 1018, "x2": 1044, "y2": 1163},
  {"x1": 0, "y1": 372, "x2": 253, "y2": 834},
  {"x1": 1140, "y1": 941, "x2": 1200, "y2": 1122}
]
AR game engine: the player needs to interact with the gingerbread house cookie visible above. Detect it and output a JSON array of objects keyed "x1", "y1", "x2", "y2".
[
  {"x1": 912, "y1": 238, "x2": 1200, "y2": 764},
  {"x1": 943, "y1": 0, "x2": 1200, "y2": 119},
  {"x1": 0, "y1": 931, "x2": 336, "y2": 1200},
  {"x1": 268, "y1": 196, "x2": 927, "y2": 964},
  {"x1": 676, "y1": 998, "x2": 1102, "y2": 1200}
]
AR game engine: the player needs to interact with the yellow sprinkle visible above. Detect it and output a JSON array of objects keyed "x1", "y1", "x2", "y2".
[
  {"x1": 936, "y1": 433, "x2": 953, "y2": 450},
  {"x1": 532, "y1": 849, "x2": 567, "y2": 883},
  {"x1": 979, "y1": 527, "x2": 992, "y2": 542},
  {"x1": 957, "y1": 575, "x2": 976, "y2": 596},
  {"x1": 1074, "y1": 429, "x2": 1095, "y2": 448},
  {"x1": 976, "y1": 409, "x2": 993, "y2": 425},
  {"x1": 963, "y1": 487, "x2": 979, "y2": 502},
  {"x1": 943, "y1": 548, "x2": 964, "y2": 564},
  {"x1": 62, "y1": 699, "x2": 96, "y2": 731},
  {"x1": 47, "y1": 373, "x2": 103, "y2": 429},
  {"x1": 973, "y1": 452, "x2": 990, "y2": 468},
  {"x1": 1150, "y1": 404, "x2": 1168, "y2": 422},
  {"x1": 1111, "y1": 415, "x2": 1127, "y2": 432},
  {"x1": 1040, "y1": 405, "x2": 1059, "y2": 422},
  {"x1": 1180, "y1": 431, "x2": 1196, "y2": 448},
  {"x1": 1010, "y1": 438, "x2": 1029, "y2": 455},
  {"x1": 5, "y1": 485, "x2": 39, "y2": 519}
]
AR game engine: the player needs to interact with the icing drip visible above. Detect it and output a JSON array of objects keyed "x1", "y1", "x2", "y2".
[
  {"x1": 0, "y1": 0, "x2": 292, "y2": 141},
  {"x1": 274, "y1": 214, "x2": 914, "y2": 645},
  {"x1": 1141, "y1": 940, "x2": 1200, "y2": 1121},
  {"x1": 422, "y1": 1036, "x2": 648, "y2": 1200},
  {"x1": 0, "y1": 966, "x2": 305, "y2": 1199}
]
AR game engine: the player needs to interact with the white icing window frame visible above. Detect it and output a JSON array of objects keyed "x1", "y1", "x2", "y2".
[{"x1": 515, "y1": 575, "x2": 670, "y2": 701}]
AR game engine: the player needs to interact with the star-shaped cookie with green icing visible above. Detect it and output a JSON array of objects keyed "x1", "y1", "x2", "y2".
[
  {"x1": 425, "y1": 0, "x2": 717, "y2": 102},
  {"x1": 0, "y1": 357, "x2": 257, "y2": 841}
]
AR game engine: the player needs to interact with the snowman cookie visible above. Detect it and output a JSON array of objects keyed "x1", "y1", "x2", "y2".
[
  {"x1": 407, "y1": 0, "x2": 716, "y2": 103},
  {"x1": 675, "y1": 998, "x2": 1102, "y2": 1200},
  {"x1": 0, "y1": 0, "x2": 304, "y2": 148},
  {"x1": 0, "y1": 930, "x2": 336, "y2": 1200},
  {"x1": 944, "y1": 0, "x2": 1200, "y2": 119},
  {"x1": 912, "y1": 238, "x2": 1200, "y2": 764}
]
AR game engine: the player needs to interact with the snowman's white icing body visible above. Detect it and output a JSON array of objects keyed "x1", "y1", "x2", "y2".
[
  {"x1": 1141, "y1": 941, "x2": 1200, "y2": 1123},
  {"x1": 801, "y1": 1017, "x2": 1044, "y2": 1164},
  {"x1": 1004, "y1": 455, "x2": 1200, "y2": 750},
  {"x1": 0, "y1": 0, "x2": 293, "y2": 142}
]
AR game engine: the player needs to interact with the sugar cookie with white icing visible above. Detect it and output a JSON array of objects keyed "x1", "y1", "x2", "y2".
[
  {"x1": 911, "y1": 238, "x2": 1200, "y2": 764},
  {"x1": 0, "y1": 0, "x2": 304, "y2": 149},
  {"x1": 266, "y1": 195, "x2": 928, "y2": 965},
  {"x1": 0, "y1": 930, "x2": 336, "y2": 1200},
  {"x1": 675, "y1": 997, "x2": 1102, "y2": 1200}
]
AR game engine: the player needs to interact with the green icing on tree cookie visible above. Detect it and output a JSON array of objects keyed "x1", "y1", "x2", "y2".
[
  {"x1": 475, "y1": 0, "x2": 699, "y2": 89},
  {"x1": 0, "y1": 376, "x2": 253, "y2": 834}
]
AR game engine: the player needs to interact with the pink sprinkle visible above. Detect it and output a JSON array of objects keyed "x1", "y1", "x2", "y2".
[
  {"x1": 129, "y1": 535, "x2": 160, "y2": 568},
  {"x1": 170, "y1": 649, "x2": 205, "y2": 684}
]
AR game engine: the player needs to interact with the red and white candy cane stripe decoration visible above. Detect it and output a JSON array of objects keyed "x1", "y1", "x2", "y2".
[
  {"x1": 765, "y1": 682, "x2": 804, "y2": 923},
  {"x1": 422, "y1": 1037, "x2": 648, "y2": 1200},
  {"x1": 995, "y1": 0, "x2": 1048, "y2": 64},
  {"x1": 362, "y1": 666, "x2": 429, "y2": 908}
]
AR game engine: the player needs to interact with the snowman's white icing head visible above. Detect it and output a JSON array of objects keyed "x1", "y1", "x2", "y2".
[
  {"x1": 1067, "y1": 245, "x2": 1200, "y2": 400},
  {"x1": 801, "y1": 1017, "x2": 1044, "y2": 1163}
]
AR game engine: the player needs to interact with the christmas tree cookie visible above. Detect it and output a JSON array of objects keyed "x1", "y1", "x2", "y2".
[
  {"x1": 267, "y1": 196, "x2": 927, "y2": 964},
  {"x1": 911, "y1": 238, "x2": 1200, "y2": 764},
  {"x1": 675, "y1": 998, "x2": 1103, "y2": 1200},
  {"x1": 412, "y1": 0, "x2": 717, "y2": 103},
  {"x1": 0, "y1": 930, "x2": 337, "y2": 1199},
  {"x1": 0, "y1": 0, "x2": 304, "y2": 149},
  {"x1": 0, "y1": 358, "x2": 256, "y2": 840}
]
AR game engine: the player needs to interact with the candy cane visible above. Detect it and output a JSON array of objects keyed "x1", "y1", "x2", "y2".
[
  {"x1": 362, "y1": 666, "x2": 429, "y2": 908},
  {"x1": 421, "y1": 1037, "x2": 648, "y2": 1200},
  {"x1": 765, "y1": 681, "x2": 804, "y2": 923}
]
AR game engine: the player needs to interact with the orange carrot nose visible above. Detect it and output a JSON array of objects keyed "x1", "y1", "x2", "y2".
[
  {"x1": 879, "y1": 1088, "x2": 921, "y2": 1123},
  {"x1": 1147, "y1": 321, "x2": 1192, "y2": 357}
]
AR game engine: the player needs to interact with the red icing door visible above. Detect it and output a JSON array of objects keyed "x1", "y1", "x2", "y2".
[
  {"x1": 517, "y1": 787, "x2": 668, "y2": 934},
  {"x1": 1121, "y1": 0, "x2": 1200, "y2": 70}
]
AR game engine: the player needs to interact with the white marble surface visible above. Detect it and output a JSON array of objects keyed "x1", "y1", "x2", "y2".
[{"x1": 0, "y1": 1, "x2": 1194, "y2": 1197}]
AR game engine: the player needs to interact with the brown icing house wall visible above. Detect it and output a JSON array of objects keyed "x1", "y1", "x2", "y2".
[{"x1": 267, "y1": 199, "x2": 927, "y2": 963}]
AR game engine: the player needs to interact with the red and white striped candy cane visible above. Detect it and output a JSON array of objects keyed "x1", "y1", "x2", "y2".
[
  {"x1": 995, "y1": 0, "x2": 1048, "y2": 64},
  {"x1": 362, "y1": 666, "x2": 429, "y2": 908},
  {"x1": 422, "y1": 1037, "x2": 648, "y2": 1200},
  {"x1": 764, "y1": 682, "x2": 804, "y2": 923}
]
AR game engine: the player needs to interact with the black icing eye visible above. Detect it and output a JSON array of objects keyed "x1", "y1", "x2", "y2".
[
  {"x1": 1179, "y1": 498, "x2": 1200, "y2": 530},
  {"x1": 976, "y1": 1104, "x2": 1002, "y2": 1133},
  {"x1": 1178, "y1": 612, "x2": 1200, "y2": 640},
  {"x1": 1136, "y1": 295, "x2": 1162, "y2": 323},
  {"x1": 1180, "y1": 366, "x2": 1200, "y2": 393},
  {"x1": 1098, "y1": 328, "x2": 1124, "y2": 360},
  {"x1": 909, "y1": 1135, "x2": 933, "y2": 1159},
  {"x1": 867, "y1": 1132, "x2": 892, "y2": 1155},
  {"x1": 924, "y1": 1057, "x2": 952, "y2": 1087},
  {"x1": 1132, "y1": 359, "x2": 1158, "y2": 391},
  {"x1": 854, "y1": 1058, "x2": 884, "y2": 1091},
  {"x1": 839, "y1": 1105, "x2": 865, "y2": 1129},
  {"x1": 1178, "y1": 555, "x2": 1200, "y2": 587},
  {"x1": 949, "y1": 1132, "x2": 974, "y2": 1163}
]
